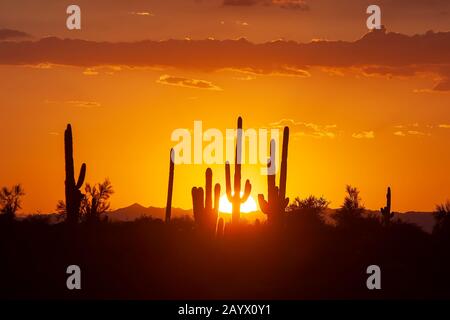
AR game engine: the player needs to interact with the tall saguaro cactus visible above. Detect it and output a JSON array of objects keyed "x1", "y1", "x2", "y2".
[
  {"x1": 258, "y1": 126, "x2": 290, "y2": 223},
  {"x1": 165, "y1": 148, "x2": 175, "y2": 223},
  {"x1": 64, "y1": 124, "x2": 86, "y2": 224},
  {"x1": 225, "y1": 117, "x2": 252, "y2": 225},
  {"x1": 192, "y1": 168, "x2": 221, "y2": 234},
  {"x1": 380, "y1": 187, "x2": 393, "y2": 225}
]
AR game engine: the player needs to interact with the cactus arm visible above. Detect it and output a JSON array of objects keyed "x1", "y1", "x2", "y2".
[
  {"x1": 278, "y1": 127, "x2": 289, "y2": 200},
  {"x1": 234, "y1": 117, "x2": 243, "y2": 196},
  {"x1": 192, "y1": 187, "x2": 200, "y2": 221},
  {"x1": 386, "y1": 187, "x2": 391, "y2": 213},
  {"x1": 225, "y1": 161, "x2": 233, "y2": 202},
  {"x1": 205, "y1": 168, "x2": 213, "y2": 211},
  {"x1": 258, "y1": 194, "x2": 270, "y2": 213},
  {"x1": 214, "y1": 183, "x2": 220, "y2": 214},
  {"x1": 76, "y1": 163, "x2": 86, "y2": 189},
  {"x1": 165, "y1": 148, "x2": 175, "y2": 223},
  {"x1": 241, "y1": 180, "x2": 252, "y2": 203}
]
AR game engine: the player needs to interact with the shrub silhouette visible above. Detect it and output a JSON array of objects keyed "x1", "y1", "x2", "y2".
[
  {"x1": 225, "y1": 116, "x2": 252, "y2": 225},
  {"x1": 258, "y1": 127, "x2": 290, "y2": 224},
  {"x1": 0, "y1": 184, "x2": 25, "y2": 220},
  {"x1": 64, "y1": 124, "x2": 86, "y2": 224}
]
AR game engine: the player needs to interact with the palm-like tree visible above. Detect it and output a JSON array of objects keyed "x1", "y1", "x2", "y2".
[
  {"x1": 433, "y1": 200, "x2": 450, "y2": 234},
  {"x1": 0, "y1": 184, "x2": 25, "y2": 220},
  {"x1": 334, "y1": 185, "x2": 365, "y2": 227},
  {"x1": 82, "y1": 179, "x2": 114, "y2": 224}
]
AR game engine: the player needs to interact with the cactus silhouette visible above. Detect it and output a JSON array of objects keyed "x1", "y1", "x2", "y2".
[
  {"x1": 225, "y1": 117, "x2": 252, "y2": 225},
  {"x1": 192, "y1": 168, "x2": 221, "y2": 234},
  {"x1": 64, "y1": 124, "x2": 86, "y2": 224},
  {"x1": 165, "y1": 148, "x2": 175, "y2": 223},
  {"x1": 258, "y1": 126, "x2": 290, "y2": 223},
  {"x1": 380, "y1": 187, "x2": 393, "y2": 225},
  {"x1": 216, "y1": 217, "x2": 225, "y2": 238}
]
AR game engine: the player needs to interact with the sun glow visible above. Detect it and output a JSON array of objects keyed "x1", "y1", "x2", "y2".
[{"x1": 219, "y1": 193, "x2": 258, "y2": 213}]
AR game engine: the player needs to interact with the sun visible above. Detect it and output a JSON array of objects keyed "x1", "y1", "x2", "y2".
[{"x1": 219, "y1": 193, "x2": 258, "y2": 213}]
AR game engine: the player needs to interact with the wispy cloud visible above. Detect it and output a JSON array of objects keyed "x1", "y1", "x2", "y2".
[
  {"x1": 271, "y1": 119, "x2": 338, "y2": 139},
  {"x1": 393, "y1": 123, "x2": 432, "y2": 137},
  {"x1": 157, "y1": 75, "x2": 222, "y2": 91},
  {"x1": 223, "y1": 0, "x2": 309, "y2": 10},
  {"x1": 83, "y1": 68, "x2": 99, "y2": 76},
  {"x1": 66, "y1": 100, "x2": 101, "y2": 108},
  {"x1": 129, "y1": 11, "x2": 154, "y2": 16},
  {"x1": 352, "y1": 131, "x2": 375, "y2": 139}
]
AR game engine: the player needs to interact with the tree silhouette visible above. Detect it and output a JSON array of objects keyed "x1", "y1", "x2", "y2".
[
  {"x1": 81, "y1": 179, "x2": 114, "y2": 224},
  {"x1": 334, "y1": 185, "x2": 365, "y2": 227},
  {"x1": 433, "y1": 200, "x2": 450, "y2": 235},
  {"x1": 0, "y1": 184, "x2": 25, "y2": 220},
  {"x1": 56, "y1": 179, "x2": 113, "y2": 224}
]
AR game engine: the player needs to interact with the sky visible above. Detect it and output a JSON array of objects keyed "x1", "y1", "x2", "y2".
[{"x1": 0, "y1": 0, "x2": 449, "y2": 213}]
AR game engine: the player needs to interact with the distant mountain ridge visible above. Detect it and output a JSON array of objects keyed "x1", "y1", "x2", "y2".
[
  {"x1": 17, "y1": 204, "x2": 436, "y2": 233},
  {"x1": 107, "y1": 203, "x2": 192, "y2": 221},
  {"x1": 107, "y1": 204, "x2": 436, "y2": 233}
]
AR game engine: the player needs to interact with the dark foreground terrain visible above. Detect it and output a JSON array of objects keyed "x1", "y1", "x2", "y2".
[{"x1": 1, "y1": 211, "x2": 450, "y2": 300}]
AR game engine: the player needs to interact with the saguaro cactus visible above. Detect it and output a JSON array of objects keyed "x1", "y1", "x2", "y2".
[
  {"x1": 258, "y1": 126, "x2": 290, "y2": 223},
  {"x1": 380, "y1": 187, "x2": 393, "y2": 225},
  {"x1": 165, "y1": 148, "x2": 175, "y2": 223},
  {"x1": 225, "y1": 116, "x2": 252, "y2": 225},
  {"x1": 216, "y1": 217, "x2": 225, "y2": 238},
  {"x1": 64, "y1": 124, "x2": 86, "y2": 224},
  {"x1": 192, "y1": 168, "x2": 221, "y2": 233}
]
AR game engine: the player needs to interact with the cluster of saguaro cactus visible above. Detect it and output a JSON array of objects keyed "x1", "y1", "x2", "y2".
[
  {"x1": 64, "y1": 124, "x2": 86, "y2": 224},
  {"x1": 258, "y1": 126, "x2": 290, "y2": 223},
  {"x1": 192, "y1": 168, "x2": 221, "y2": 234},
  {"x1": 165, "y1": 148, "x2": 175, "y2": 223},
  {"x1": 225, "y1": 117, "x2": 252, "y2": 225},
  {"x1": 380, "y1": 187, "x2": 393, "y2": 225}
]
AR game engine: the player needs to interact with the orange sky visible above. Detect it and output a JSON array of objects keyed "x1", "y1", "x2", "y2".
[{"x1": 0, "y1": 0, "x2": 449, "y2": 213}]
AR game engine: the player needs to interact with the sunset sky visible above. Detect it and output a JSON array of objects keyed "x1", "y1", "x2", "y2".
[{"x1": 0, "y1": 0, "x2": 449, "y2": 213}]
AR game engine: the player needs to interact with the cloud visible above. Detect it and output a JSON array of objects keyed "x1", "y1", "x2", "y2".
[
  {"x1": 0, "y1": 29, "x2": 449, "y2": 88},
  {"x1": 129, "y1": 11, "x2": 154, "y2": 16},
  {"x1": 223, "y1": 0, "x2": 309, "y2": 10},
  {"x1": 66, "y1": 100, "x2": 101, "y2": 108},
  {"x1": 393, "y1": 130, "x2": 430, "y2": 137},
  {"x1": 157, "y1": 75, "x2": 222, "y2": 91},
  {"x1": 271, "y1": 119, "x2": 338, "y2": 139},
  {"x1": 0, "y1": 28, "x2": 31, "y2": 41},
  {"x1": 393, "y1": 123, "x2": 433, "y2": 136},
  {"x1": 438, "y1": 124, "x2": 450, "y2": 129},
  {"x1": 394, "y1": 131, "x2": 406, "y2": 137},
  {"x1": 83, "y1": 68, "x2": 99, "y2": 76},
  {"x1": 352, "y1": 131, "x2": 375, "y2": 139}
]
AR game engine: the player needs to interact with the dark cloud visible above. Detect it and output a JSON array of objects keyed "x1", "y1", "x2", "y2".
[
  {"x1": 223, "y1": 0, "x2": 309, "y2": 10},
  {"x1": 0, "y1": 28, "x2": 31, "y2": 40},
  {"x1": 0, "y1": 28, "x2": 449, "y2": 90}
]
